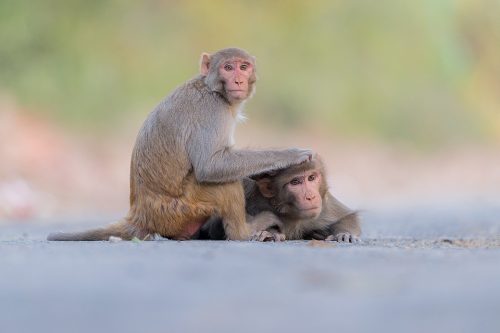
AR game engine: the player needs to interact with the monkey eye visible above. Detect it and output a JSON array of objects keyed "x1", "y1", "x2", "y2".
[
  {"x1": 290, "y1": 178, "x2": 301, "y2": 186},
  {"x1": 308, "y1": 174, "x2": 316, "y2": 181},
  {"x1": 240, "y1": 63, "x2": 248, "y2": 71},
  {"x1": 224, "y1": 63, "x2": 234, "y2": 71}
]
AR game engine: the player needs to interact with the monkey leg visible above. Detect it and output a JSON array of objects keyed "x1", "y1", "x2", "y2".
[
  {"x1": 128, "y1": 186, "x2": 213, "y2": 240},
  {"x1": 130, "y1": 179, "x2": 257, "y2": 240},
  {"x1": 195, "y1": 181, "x2": 251, "y2": 240}
]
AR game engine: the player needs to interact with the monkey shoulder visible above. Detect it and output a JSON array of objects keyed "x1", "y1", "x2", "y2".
[
  {"x1": 160, "y1": 78, "x2": 228, "y2": 127},
  {"x1": 319, "y1": 192, "x2": 359, "y2": 226}
]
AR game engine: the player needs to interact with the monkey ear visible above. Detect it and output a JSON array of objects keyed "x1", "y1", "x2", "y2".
[
  {"x1": 256, "y1": 178, "x2": 275, "y2": 198},
  {"x1": 200, "y1": 52, "x2": 211, "y2": 76}
]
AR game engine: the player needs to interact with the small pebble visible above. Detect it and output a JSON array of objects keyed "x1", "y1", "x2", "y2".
[{"x1": 109, "y1": 236, "x2": 123, "y2": 243}]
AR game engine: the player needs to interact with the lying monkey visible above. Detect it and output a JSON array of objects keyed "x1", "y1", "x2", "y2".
[{"x1": 198, "y1": 156, "x2": 361, "y2": 242}]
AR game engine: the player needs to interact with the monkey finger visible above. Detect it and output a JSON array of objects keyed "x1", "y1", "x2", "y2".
[
  {"x1": 342, "y1": 234, "x2": 352, "y2": 242},
  {"x1": 274, "y1": 233, "x2": 286, "y2": 242},
  {"x1": 325, "y1": 234, "x2": 335, "y2": 241},
  {"x1": 250, "y1": 231, "x2": 263, "y2": 241},
  {"x1": 300, "y1": 150, "x2": 314, "y2": 163},
  {"x1": 262, "y1": 235, "x2": 274, "y2": 242},
  {"x1": 251, "y1": 230, "x2": 273, "y2": 242},
  {"x1": 288, "y1": 148, "x2": 314, "y2": 165},
  {"x1": 311, "y1": 231, "x2": 328, "y2": 240},
  {"x1": 330, "y1": 232, "x2": 353, "y2": 243}
]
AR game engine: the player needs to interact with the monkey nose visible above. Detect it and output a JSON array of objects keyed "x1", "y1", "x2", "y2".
[{"x1": 305, "y1": 194, "x2": 316, "y2": 201}]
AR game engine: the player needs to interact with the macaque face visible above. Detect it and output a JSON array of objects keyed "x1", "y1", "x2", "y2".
[
  {"x1": 219, "y1": 58, "x2": 254, "y2": 101},
  {"x1": 283, "y1": 169, "x2": 323, "y2": 219}
]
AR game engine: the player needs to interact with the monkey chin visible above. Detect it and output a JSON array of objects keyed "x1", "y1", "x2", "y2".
[
  {"x1": 227, "y1": 90, "x2": 248, "y2": 101},
  {"x1": 296, "y1": 207, "x2": 322, "y2": 220}
]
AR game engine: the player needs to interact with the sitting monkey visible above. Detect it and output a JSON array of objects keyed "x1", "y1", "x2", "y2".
[
  {"x1": 47, "y1": 47, "x2": 311, "y2": 242},
  {"x1": 198, "y1": 156, "x2": 361, "y2": 242}
]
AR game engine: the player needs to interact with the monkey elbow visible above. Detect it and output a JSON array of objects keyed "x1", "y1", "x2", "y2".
[
  {"x1": 194, "y1": 170, "x2": 210, "y2": 183},
  {"x1": 194, "y1": 165, "x2": 233, "y2": 183},
  {"x1": 193, "y1": 167, "x2": 218, "y2": 183}
]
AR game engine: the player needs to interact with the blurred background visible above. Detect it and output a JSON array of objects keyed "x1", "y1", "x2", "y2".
[{"x1": 1, "y1": 0, "x2": 499, "y2": 225}]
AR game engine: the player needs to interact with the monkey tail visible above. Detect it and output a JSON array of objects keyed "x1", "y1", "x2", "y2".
[{"x1": 47, "y1": 220, "x2": 141, "y2": 241}]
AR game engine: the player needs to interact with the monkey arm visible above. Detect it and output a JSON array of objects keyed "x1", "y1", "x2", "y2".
[
  {"x1": 327, "y1": 213, "x2": 361, "y2": 237},
  {"x1": 192, "y1": 149, "x2": 272, "y2": 183},
  {"x1": 307, "y1": 193, "x2": 361, "y2": 240},
  {"x1": 187, "y1": 128, "x2": 311, "y2": 183}
]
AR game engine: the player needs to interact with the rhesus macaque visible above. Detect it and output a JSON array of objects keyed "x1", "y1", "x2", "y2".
[
  {"x1": 48, "y1": 48, "x2": 312, "y2": 241},
  {"x1": 199, "y1": 156, "x2": 361, "y2": 242}
]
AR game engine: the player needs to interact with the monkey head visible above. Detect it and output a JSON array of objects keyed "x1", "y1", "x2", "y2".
[
  {"x1": 199, "y1": 48, "x2": 257, "y2": 104},
  {"x1": 254, "y1": 156, "x2": 328, "y2": 220}
]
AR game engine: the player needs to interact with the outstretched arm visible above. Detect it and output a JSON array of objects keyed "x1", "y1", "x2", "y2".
[{"x1": 187, "y1": 114, "x2": 311, "y2": 183}]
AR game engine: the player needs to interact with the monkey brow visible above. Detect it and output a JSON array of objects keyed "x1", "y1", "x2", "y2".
[
  {"x1": 227, "y1": 58, "x2": 252, "y2": 65},
  {"x1": 288, "y1": 175, "x2": 306, "y2": 184}
]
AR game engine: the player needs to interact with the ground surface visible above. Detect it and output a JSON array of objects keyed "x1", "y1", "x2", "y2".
[{"x1": 1, "y1": 200, "x2": 500, "y2": 333}]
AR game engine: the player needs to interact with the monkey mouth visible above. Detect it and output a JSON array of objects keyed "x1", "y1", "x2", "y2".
[
  {"x1": 301, "y1": 207, "x2": 320, "y2": 211},
  {"x1": 227, "y1": 90, "x2": 247, "y2": 100},
  {"x1": 298, "y1": 207, "x2": 321, "y2": 217}
]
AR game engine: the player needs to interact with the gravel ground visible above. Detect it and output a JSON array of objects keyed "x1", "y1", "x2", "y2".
[{"x1": 1, "y1": 200, "x2": 499, "y2": 333}]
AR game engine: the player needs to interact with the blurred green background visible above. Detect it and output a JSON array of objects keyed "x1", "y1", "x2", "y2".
[
  {"x1": 1, "y1": 0, "x2": 500, "y2": 221},
  {"x1": 2, "y1": 0, "x2": 499, "y2": 146}
]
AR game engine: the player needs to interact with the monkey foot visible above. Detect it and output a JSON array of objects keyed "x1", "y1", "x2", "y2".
[
  {"x1": 326, "y1": 233, "x2": 360, "y2": 243},
  {"x1": 251, "y1": 230, "x2": 286, "y2": 242}
]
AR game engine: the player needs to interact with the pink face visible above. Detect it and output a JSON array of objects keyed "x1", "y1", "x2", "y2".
[
  {"x1": 285, "y1": 170, "x2": 323, "y2": 219},
  {"x1": 218, "y1": 58, "x2": 254, "y2": 101}
]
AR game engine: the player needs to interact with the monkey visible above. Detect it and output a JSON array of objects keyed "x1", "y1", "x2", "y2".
[
  {"x1": 47, "y1": 47, "x2": 312, "y2": 242},
  {"x1": 197, "y1": 156, "x2": 361, "y2": 242}
]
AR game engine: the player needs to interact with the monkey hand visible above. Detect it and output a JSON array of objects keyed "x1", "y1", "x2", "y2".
[
  {"x1": 326, "y1": 232, "x2": 360, "y2": 243},
  {"x1": 284, "y1": 148, "x2": 313, "y2": 166},
  {"x1": 250, "y1": 230, "x2": 286, "y2": 242}
]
